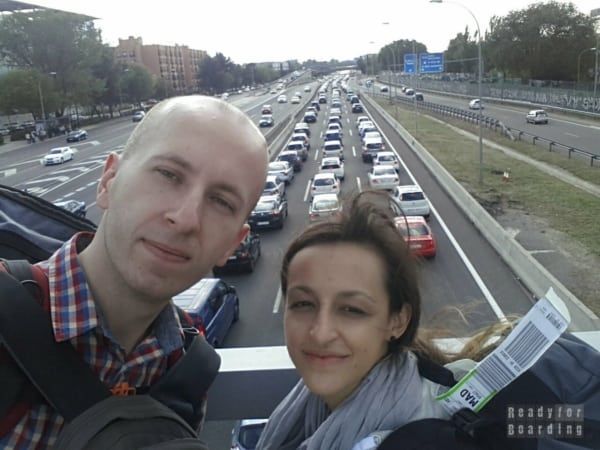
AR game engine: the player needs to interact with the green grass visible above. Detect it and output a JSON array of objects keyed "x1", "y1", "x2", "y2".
[{"x1": 377, "y1": 100, "x2": 600, "y2": 258}]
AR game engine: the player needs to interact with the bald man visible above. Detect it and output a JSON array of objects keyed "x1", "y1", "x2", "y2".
[{"x1": 1, "y1": 96, "x2": 269, "y2": 448}]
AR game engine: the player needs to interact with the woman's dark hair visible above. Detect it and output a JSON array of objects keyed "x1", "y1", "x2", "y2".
[{"x1": 280, "y1": 190, "x2": 421, "y2": 350}]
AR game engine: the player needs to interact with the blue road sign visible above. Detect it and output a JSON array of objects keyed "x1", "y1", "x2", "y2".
[
  {"x1": 419, "y1": 53, "x2": 444, "y2": 73},
  {"x1": 404, "y1": 53, "x2": 416, "y2": 74}
]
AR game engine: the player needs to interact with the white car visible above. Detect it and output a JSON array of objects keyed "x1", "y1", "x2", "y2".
[
  {"x1": 310, "y1": 172, "x2": 340, "y2": 199},
  {"x1": 373, "y1": 151, "x2": 400, "y2": 171},
  {"x1": 263, "y1": 174, "x2": 285, "y2": 198},
  {"x1": 322, "y1": 140, "x2": 344, "y2": 159},
  {"x1": 259, "y1": 114, "x2": 274, "y2": 127},
  {"x1": 277, "y1": 94, "x2": 287, "y2": 103},
  {"x1": 368, "y1": 165, "x2": 399, "y2": 191},
  {"x1": 290, "y1": 132, "x2": 310, "y2": 150},
  {"x1": 319, "y1": 157, "x2": 345, "y2": 181},
  {"x1": 42, "y1": 147, "x2": 74, "y2": 166},
  {"x1": 526, "y1": 109, "x2": 549, "y2": 124},
  {"x1": 309, "y1": 193, "x2": 342, "y2": 222},
  {"x1": 469, "y1": 99, "x2": 483, "y2": 110},
  {"x1": 290, "y1": 96, "x2": 301, "y2": 104},
  {"x1": 268, "y1": 161, "x2": 294, "y2": 184},
  {"x1": 303, "y1": 85, "x2": 311, "y2": 92},
  {"x1": 356, "y1": 116, "x2": 370, "y2": 128},
  {"x1": 390, "y1": 185, "x2": 431, "y2": 219}
]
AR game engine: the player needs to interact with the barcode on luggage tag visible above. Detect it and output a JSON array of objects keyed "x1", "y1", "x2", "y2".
[{"x1": 504, "y1": 322, "x2": 549, "y2": 369}]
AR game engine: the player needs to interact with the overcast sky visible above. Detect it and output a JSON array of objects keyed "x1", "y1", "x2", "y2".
[{"x1": 31, "y1": 0, "x2": 600, "y2": 64}]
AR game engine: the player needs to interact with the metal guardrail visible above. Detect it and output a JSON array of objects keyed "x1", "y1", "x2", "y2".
[{"x1": 375, "y1": 92, "x2": 600, "y2": 167}]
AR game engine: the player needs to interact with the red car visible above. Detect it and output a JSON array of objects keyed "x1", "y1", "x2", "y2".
[{"x1": 394, "y1": 216, "x2": 437, "y2": 259}]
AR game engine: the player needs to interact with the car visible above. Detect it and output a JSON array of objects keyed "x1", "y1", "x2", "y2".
[
  {"x1": 172, "y1": 278, "x2": 240, "y2": 347},
  {"x1": 390, "y1": 185, "x2": 431, "y2": 219},
  {"x1": 306, "y1": 106, "x2": 319, "y2": 116},
  {"x1": 309, "y1": 193, "x2": 342, "y2": 222},
  {"x1": 277, "y1": 94, "x2": 287, "y2": 103},
  {"x1": 322, "y1": 140, "x2": 344, "y2": 159},
  {"x1": 327, "y1": 115, "x2": 343, "y2": 128},
  {"x1": 351, "y1": 103, "x2": 364, "y2": 113},
  {"x1": 132, "y1": 111, "x2": 145, "y2": 122},
  {"x1": 290, "y1": 132, "x2": 310, "y2": 150},
  {"x1": 349, "y1": 95, "x2": 360, "y2": 104},
  {"x1": 415, "y1": 92, "x2": 424, "y2": 101},
  {"x1": 373, "y1": 151, "x2": 400, "y2": 171},
  {"x1": 319, "y1": 156, "x2": 345, "y2": 180},
  {"x1": 268, "y1": 160, "x2": 294, "y2": 184},
  {"x1": 326, "y1": 123, "x2": 343, "y2": 135},
  {"x1": 330, "y1": 107, "x2": 342, "y2": 117},
  {"x1": 303, "y1": 111, "x2": 317, "y2": 123},
  {"x1": 66, "y1": 129, "x2": 87, "y2": 142},
  {"x1": 231, "y1": 419, "x2": 268, "y2": 450},
  {"x1": 259, "y1": 114, "x2": 274, "y2": 127},
  {"x1": 303, "y1": 85, "x2": 311, "y2": 92},
  {"x1": 469, "y1": 99, "x2": 483, "y2": 110},
  {"x1": 262, "y1": 174, "x2": 285, "y2": 198},
  {"x1": 324, "y1": 129, "x2": 343, "y2": 144},
  {"x1": 42, "y1": 146, "x2": 74, "y2": 166},
  {"x1": 247, "y1": 196, "x2": 288, "y2": 229},
  {"x1": 213, "y1": 232, "x2": 261, "y2": 275},
  {"x1": 310, "y1": 101, "x2": 321, "y2": 111},
  {"x1": 261, "y1": 104, "x2": 273, "y2": 114},
  {"x1": 221, "y1": 92, "x2": 229, "y2": 100},
  {"x1": 286, "y1": 141, "x2": 308, "y2": 161},
  {"x1": 294, "y1": 122, "x2": 311, "y2": 138},
  {"x1": 368, "y1": 165, "x2": 399, "y2": 191},
  {"x1": 362, "y1": 136, "x2": 385, "y2": 162},
  {"x1": 318, "y1": 95, "x2": 327, "y2": 104},
  {"x1": 310, "y1": 172, "x2": 340, "y2": 199},
  {"x1": 53, "y1": 199, "x2": 86, "y2": 218},
  {"x1": 405, "y1": 88, "x2": 415, "y2": 96},
  {"x1": 356, "y1": 116, "x2": 370, "y2": 128},
  {"x1": 380, "y1": 86, "x2": 389, "y2": 92},
  {"x1": 394, "y1": 216, "x2": 437, "y2": 259},
  {"x1": 277, "y1": 150, "x2": 302, "y2": 172},
  {"x1": 290, "y1": 96, "x2": 301, "y2": 104},
  {"x1": 526, "y1": 109, "x2": 549, "y2": 124}
]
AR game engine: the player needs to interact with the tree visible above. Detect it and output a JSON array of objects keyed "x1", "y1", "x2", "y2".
[
  {"x1": 0, "y1": 10, "x2": 106, "y2": 114},
  {"x1": 121, "y1": 66, "x2": 153, "y2": 106},
  {"x1": 0, "y1": 69, "x2": 60, "y2": 119},
  {"x1": 153, "y1": 78, "x2": 174, "y2": 100},
  {"x1": 485, "y1": 1, "x2": 596, "y2": 80},
  {"x1": 444, "y1": 27, "x2": 478, "y2": 74},
  {"x1": 197, "y1": 53, "x2": 238, "y2": 94}
]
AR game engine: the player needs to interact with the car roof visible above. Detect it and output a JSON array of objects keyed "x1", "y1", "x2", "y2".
[
  {"x1": 373, "y1": 164, "x2": 396, "y2": 171},
  {"x1": 394, "y1": 216, "x2": 427, "y2": 225},
  {"x1": 239, "y1": 419, "x2": 269, "y2": 426},
  {"x1": 313, "y1": 172, "x2": 336, "y2": 179},
  {"x1": 321, "y1": 156, "x2": 341, "y2": 163},
  {"x1": 376, "y1": 151, "x2": 395, "y2": 157},
  {"x1": 529, "y1": 109, "x2": 546, "y2": 114},
  {"x1": 265, "y1": 174, "x2": 280, "y2": 182},
  {"x1": 395, "y1": 184, "x2": 423, "y2": 193},
  {"x1": 172, "y1": 278, "x2": 219, "y2": 310},
  {"x1": 50, "y1": 146, "x2": 69, "y2": 151},
  {"x1": 323, "y1": 140, "x2": 342, "y2": 146},
  {"x1": 311, "y1": 193, "x2": 339, "y2": 203}
]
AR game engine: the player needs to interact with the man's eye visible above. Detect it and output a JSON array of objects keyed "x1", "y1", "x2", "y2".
[
  {"x1": 212, "y1": 196, "x2": 235, "y2": 213},
  {"x1": 156, "y1": 168, "x2": 179, "y2": 182}
]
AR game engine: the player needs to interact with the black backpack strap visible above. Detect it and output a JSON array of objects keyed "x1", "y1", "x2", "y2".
[{"x1": 0, "y1": 271, "x2": 111, "y2": 421}]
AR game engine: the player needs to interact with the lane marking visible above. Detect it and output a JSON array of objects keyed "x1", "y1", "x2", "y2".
[
  {"x1": 565, "y1": 132, "x2": 579, "y2": 138},
  {"x1": 530, "y1": 249, "x2": 555, "y2": 255},
  {"x1": 369, "y1": 105, "x2": 507, "y2": 321},
  {"x1": 356, "y1": 176, "x2": 362, "y2": 192},
  {"x1": 273, "y1": 285, "x2": 283, "y2": 313},
  {"x1": 349, "y1": 129, "x2": 353, "y2": 136},
  {"x1": 303, "y1": 179, "x2": 311, "y2": 202},
  {"x1": 352, "y1": 146, "x2": 356, "y2": 157}
]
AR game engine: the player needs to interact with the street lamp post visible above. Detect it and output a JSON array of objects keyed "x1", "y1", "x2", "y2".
[
  {"x1": 577, "y1": 48, "x2": 596, "y2": 84},
  {"x1": 37, "y1": 71, "x2": 57, "y2": 135},
  {"x1": 383, "y1": 22, "x2": 398, "y2": 102},
  {"x1": 592, "y1": 9, "x2": 600, "y2": 101},
  {"x1": 431, "y1": 0, "x2": 484, "y2": 184},
  {"x1": 369, "y1": 41, "x2": 376, "y2": 95}
]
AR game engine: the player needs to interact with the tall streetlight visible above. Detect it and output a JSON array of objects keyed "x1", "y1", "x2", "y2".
[
  {"x1": 431, "y1": 0, "x2": 484, "y2": 184},
  {"x1": 577, "y1": 48, "x2": 597, "y2": 84},
  {"x1": 382, "y1": 21, "x2": 398, "y2": 101},
  {"x1": 369, "y1": 41, "x2": 377, "y2": 95},
  {"x1": 591, "y1": 8, "x2": 600, "y2": 100},
  {"x1": 37, "y1": 71, "x2": 57, "y2": 133}
]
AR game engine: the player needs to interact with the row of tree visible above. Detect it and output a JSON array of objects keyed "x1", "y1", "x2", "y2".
[{"x1": 364, "y1": 1, "x2": 598, "y2": 82}]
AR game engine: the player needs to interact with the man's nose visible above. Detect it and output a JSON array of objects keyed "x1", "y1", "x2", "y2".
[{"x1": 164, "y1": 193, "x2": 203, "y2": 232}]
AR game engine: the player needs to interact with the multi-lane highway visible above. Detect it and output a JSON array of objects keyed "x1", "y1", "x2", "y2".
[{"x1": 0, "y1": 77, "x2": 588, "y2": 447}]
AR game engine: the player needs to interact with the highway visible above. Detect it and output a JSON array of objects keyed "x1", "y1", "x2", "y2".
[
  {"x1": 0, "y1": 76, "x2": 586, "y2": 447},
  {"x1": 371, "y1": 81, "x2": 600, "y2": 158}
]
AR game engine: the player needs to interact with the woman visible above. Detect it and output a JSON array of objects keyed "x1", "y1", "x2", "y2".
[{"x1": 256, "y1": 191, "x2": 463, "y2": 450}]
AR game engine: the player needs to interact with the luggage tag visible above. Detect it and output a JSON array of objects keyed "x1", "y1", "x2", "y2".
[{"x1": 436, "y1": 288, "x2": 570, "y2": 414}]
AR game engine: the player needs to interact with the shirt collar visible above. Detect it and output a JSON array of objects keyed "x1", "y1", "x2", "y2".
[{"x1": 45, "y1": 232, "x2": 183, "y2": 353}]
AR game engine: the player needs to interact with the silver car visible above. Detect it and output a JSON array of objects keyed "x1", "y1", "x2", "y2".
[
  {"x1": 268, "y1": 161, "x2": 294, "y2": 184},
  {"x1": 390, "y1": 185, "x2": 431, "y2": 220},
  {"x1": 526, "y1": 109, "x2": 549, "y2": 124}
]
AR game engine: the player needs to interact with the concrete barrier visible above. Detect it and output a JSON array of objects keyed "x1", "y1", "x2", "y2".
[{"x1": 361, "y1": 93, "x2": 600, "y2": 331}]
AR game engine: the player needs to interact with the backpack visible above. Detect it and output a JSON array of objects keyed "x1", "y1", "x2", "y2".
[
  {"x1": 0, "y1": 260, "x2": 220, "y2": 449},
  {"x1": 378, "y1": 336, "x2": 600, "y2": 450},
  {"x1": 0, "y1": 183, "x2": 97, "y2": 262}
]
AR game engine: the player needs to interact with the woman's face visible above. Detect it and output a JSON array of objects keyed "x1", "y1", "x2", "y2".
[{"x1": 284, "y1": 242, "x2": 410, "y2": 410}]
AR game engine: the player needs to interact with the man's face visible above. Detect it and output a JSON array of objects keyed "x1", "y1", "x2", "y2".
[{"x1": 96, "y1": 102, "x2": 267, "y2": 301}]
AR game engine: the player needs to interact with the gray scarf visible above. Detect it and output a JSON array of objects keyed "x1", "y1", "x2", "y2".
[{"x1": 256, "y1": 351, "x2": 427, "y2": 450}]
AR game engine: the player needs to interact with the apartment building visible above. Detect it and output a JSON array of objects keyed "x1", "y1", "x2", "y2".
[{"x1": 114, "y1": 36, "x2": 207, "y2": 94}]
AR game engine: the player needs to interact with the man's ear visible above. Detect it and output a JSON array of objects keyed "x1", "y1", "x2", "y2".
[
  {"x1": 389, "y1": 304, "x2": 412, "y2": 341},
  {"x1": 96, "y1": 152, "x2": 120, "y2": 210},
  {"x1": 214, "y1": 224, "x2": 250, "y2": 267}
]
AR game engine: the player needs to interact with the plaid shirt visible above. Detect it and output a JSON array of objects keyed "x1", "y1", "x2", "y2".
[{"x1": 1, "y1": 232, "x2": 185, "y2": 449}]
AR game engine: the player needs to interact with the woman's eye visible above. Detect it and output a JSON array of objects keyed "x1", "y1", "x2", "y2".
[
  {"x1": 288, "y1": 300, "x2": 314, "y2": 310},
  {"x1": 342, "y1": 306, "x2": 366, "y2": 316}
]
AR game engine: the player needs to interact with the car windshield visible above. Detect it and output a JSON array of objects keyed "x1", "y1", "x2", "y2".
[
  {"x1": 50, "y1": 148, "x2": 64, "y2": 154},
  {"x1": 379, "y1": 155, "x2": 395, "y2": 162},
  {"x1": 401, "y1": 191, "x2": 425, "y2": 201},
  {"x1": 269, "y1": 163, "x2": 286, "y2": 171},
  {"x1": 314, "y1": 178, "x2": 334, "y2": 186},
  {"x1": 238, "y1": 424, "x2": 265, "y2": 448},
  {"x1": 366, "y1": 142, "x2": 383, "y2": 150},
  {"x1": 397, "y1": 223, "x2": 429, "y2": 237},
  {"x1": 264, "y1": 181, "x2": 277, "y2": 190},
  {"x1": 313, "y1": 199, "x2": 338, "y2": 211},
  {"x1": 254, "y1": 201, "x2": 276, "y2": 212}
]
